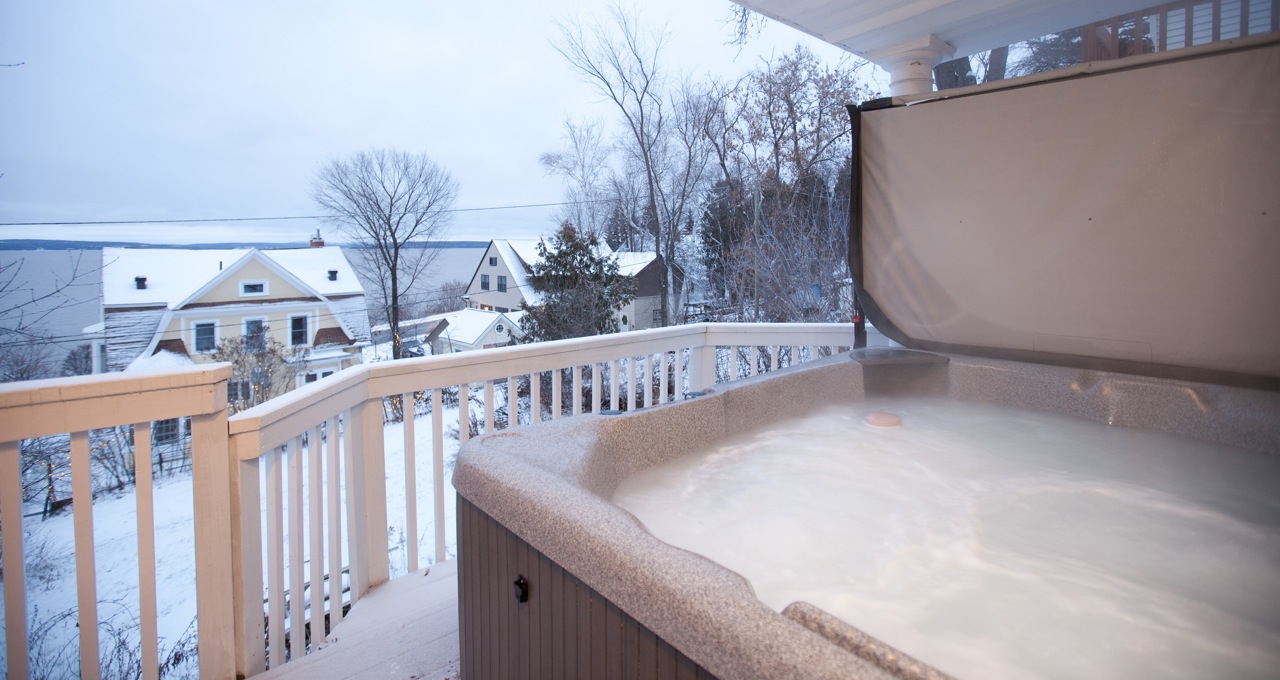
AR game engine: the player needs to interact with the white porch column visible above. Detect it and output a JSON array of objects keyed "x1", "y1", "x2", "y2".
[{"x1": 867, "y1": 34, "x2": 956, "y2": 96}]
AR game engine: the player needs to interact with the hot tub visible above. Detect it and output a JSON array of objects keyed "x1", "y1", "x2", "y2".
[
  {"x1": 452, "y1": 349, "x2": 1280, "y2": 679},
  {"x1": 453, "y1": 36, "x2": 1280, "y2": 680}
]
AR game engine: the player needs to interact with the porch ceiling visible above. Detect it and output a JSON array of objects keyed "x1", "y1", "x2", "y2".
[{"x1": 734, "y1": 0, "x2": 1156, "y2": 58}]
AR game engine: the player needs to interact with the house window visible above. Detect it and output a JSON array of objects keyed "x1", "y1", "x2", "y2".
[
  {"x1": 244, "y1": 318, "x2": 266, "y2": 351},
  {"x1": 228, "y1": 380, "x2": 251, "y2": 404},
  {"x1": 480, "y1": 274, "x2": 490, "y2": 291},
  {"x1": 489, "y1": 257, "x2": 497, "y2": 266},
  {"x1": 153, "y1": 417, "x2": 180, "y2": 444},
  {"x1": 290, "y1": 315, "x2": 308, "y2": 347},
  {"x1": 240, "y1": 281, "x2": 267, "y2": 296},
  {"x1": 497, "y1": 275, "x2": 507, "y2": 292},
  {"x1": 194, "y1": 322, "x2": 216, "y2": 352},
  {"x1": 496, "y1": 306, "x2": 509, "y2": 313},
  {"x1": 653, "y1": 309, "x2": 662, "y2": 325},
  {"x1": 305, "y1": 373, "x2": 318, "y2": 383},
  {"x1": 496, "y1": 324, "x2": 505, "y2": 334}
]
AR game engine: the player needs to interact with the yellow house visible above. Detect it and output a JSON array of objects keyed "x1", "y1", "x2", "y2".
[{"x1": 98, "y1": 245, "x2": 370, "y2": 387}]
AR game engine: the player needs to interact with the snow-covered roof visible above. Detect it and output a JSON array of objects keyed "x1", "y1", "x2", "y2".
[
  {"x1": 489, "y1": 237, "x2": 628, "y2": 309},
  {"x1": 614, "y1": 251, "x2": 658, "y2": 277},
  {"x1": 104, "y1": 308, "x2": 168, "y2": 372},
  {"x1": 424, "y1": 308, "x2": 514, "y2": 347},
  {"x1": 126, "y1": 349, "x2": 193, "y2": 372},
  {"x1": 102, "y1": 246, "x2": 363, "y2": 308},
  {"x1": 327, "y1": 295, "x2": 372, "y2": 343},
  {"x1": 493, "y1": 240, "x2": 540, "y2": 306}
]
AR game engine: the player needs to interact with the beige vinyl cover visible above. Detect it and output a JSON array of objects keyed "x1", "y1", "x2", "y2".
[{"x1": 860, "y1": 39, "x2": 1280, "y2": 387}]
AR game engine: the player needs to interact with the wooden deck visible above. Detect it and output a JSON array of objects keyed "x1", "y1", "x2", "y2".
[{"x1": 259, "y1": 559, "x2": 461, "y2": 680}]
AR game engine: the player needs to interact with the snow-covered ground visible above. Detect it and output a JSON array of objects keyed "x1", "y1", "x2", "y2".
[{"x1": 2, "y1": 404, "x2": 464, "y2": 677}]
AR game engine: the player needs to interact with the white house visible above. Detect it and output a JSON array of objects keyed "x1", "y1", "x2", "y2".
[
  {"x1": 95, "y1": 245, "x2": 371, "y2": 387},
  {"x1": 463, "y1": 238, "x2": 667, "y2": 331},
  {"x1": 428, "y1": 308, "x2": 522, "y2": 354}
]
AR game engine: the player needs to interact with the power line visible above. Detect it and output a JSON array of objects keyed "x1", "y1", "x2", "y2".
[{"x1": 0, "y1": 199, "x2": 616, "y2": 228}]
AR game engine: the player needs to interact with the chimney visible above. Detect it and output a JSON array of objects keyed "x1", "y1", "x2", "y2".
[
  {"x1": 310, "y1": 229, "x2": 325, "y2": 248},
  {"x1": 328, "y1": 269, "x2": 338, "y2": 281},
  {"x1": 135, "y1": 276, "x2": 147, "y2": 290}
]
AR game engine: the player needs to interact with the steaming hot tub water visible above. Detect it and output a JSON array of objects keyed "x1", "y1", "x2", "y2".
[{"x1": 612, "y1": 398, "x2": 1280, "y2": 680}]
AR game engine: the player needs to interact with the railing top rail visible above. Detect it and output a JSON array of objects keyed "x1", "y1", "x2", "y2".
[
  {"x1": 228, "y1": 323, "x2": 857, "y2": 457},
  {"x1": 0, "y1": 363, "x2": 232, "y2": 441}
]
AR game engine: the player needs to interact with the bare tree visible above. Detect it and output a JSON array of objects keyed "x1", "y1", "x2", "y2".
[
  {"x1": 61, "y1": 343, "x2": 93, "y2": 376},
  {"x1": 0, "y1": 252, "x2": 99, "y2": 383},
  {"x1": 698, "y1": 45, "x2": 870, "y2": 322},
  {"x1": 419, "y1": 278, "x2": 470, "y2": 317},
  {"x1": 552, "y1": 6, "x2": 716, "y2": 327},
  {"x1": 555, "y1": 5, "x2": 681, "y2": 327},
  {"x1": 313, "y1": 149, "x2": 458, "y2": 358},
  {"x1": 210, "y1": 326, "x2": 309, "y2": 414},
  {"x1": 540, "y1": 119, "x2": 613, "y2": 237}
]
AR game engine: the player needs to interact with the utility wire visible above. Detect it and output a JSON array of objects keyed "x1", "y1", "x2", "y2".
[{"x1": 0, "y1": 199, "x2": 616, "y2": 228}]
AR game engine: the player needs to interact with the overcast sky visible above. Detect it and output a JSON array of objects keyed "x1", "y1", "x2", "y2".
[{"x1": 0, "y1": 1, "x2": 880, "y2": 245}]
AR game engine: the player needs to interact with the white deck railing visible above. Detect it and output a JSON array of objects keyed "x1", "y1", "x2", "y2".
[
  {"x1": 0, "y1": 365, "x2": 237, "y2": 680},
  {"x1": 1, "y1": 322, "x2": 857, "y2": 679}
]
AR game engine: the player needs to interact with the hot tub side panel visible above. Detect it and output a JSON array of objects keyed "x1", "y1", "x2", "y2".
[{"x1": 458, "y1": 496, "x2": 718, "y2": 680}]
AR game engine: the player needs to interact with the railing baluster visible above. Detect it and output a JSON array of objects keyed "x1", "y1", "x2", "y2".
[
  {"x1": 530, "y1": 372, "x2": 541, "y2": 424},
  {"x1": 460, "y1": 384, "x2": 471, "y2": 445},
  {"x1": 70, "y1": 430, "x2": 101, "y2": 679},
  {"x1": 308, "y1": 424, "x2": 325, "y2": 647},
  {"x1": 1, "y1": 440, "x2": 29, "y2": 680},
  {"x1": 626, "y1": 357, "x2": 637, "y2": 410},
  {"x1": 341, "y1": 408, "x2": 364, "y2": 607},
  {"x1": 432, "y1": 388, "x2": 446, "y2": 563},
  {"x1": 591, "y1": 363, "x2": 602, "y2": 414},
  {"x1": 659, "y1": 352, "x2": 669, "y2": 405},
  {"x1": 134, "y1": 423, "x2": 160, "y2": 680},
  {"x1": 552, "y1": 368, "x2": 562, "y2": 419},
  {"x1": 403, "y1": 392, "x2": 418, "y2": 574},
  {"x1": 572, "y1": 365, "x2": 583, "y2": 416},
  {"x1": 266, "y1": 447, "x2": 285, "y2": 669},
  {"x1": 674, "y1": 350, "x2": 685, "y2": 402},
  {"x1": 644, "y1": 354, "x2": 654, "y2": 408},
  {"x1": 289, "y1": 436, "x2": 305, "y2": 657},
  {"x1": 507, "y1": 376, "x2": 518, "y2": 428},
  {"x1": 749, "y1": 346, "x2": 759, "y2": 377},
  {"x1": 484, "y1": 380, "x2": 496, "y2": 434},
  {"x1": 609, "y1": 360, "x2": 619, "y2": 410},
  {"x1": 326, "y1": 416, "x2": 343, "y2": 630}
]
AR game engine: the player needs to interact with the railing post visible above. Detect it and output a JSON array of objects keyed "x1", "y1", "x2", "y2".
[
  {"x1": 688, "y1": 343, "x2": 716, "y2": 393},
  {"x1": 1, "y1": 440, "x2": 29, "y2": 680},
  {"x1": 352, "y1": 396, "x2": 390, "y2": 588},
  {"x1": 191, "y1": 408, "x2": 237, "y2": 680},
  {"x1": 230, "y1": 446, "x2": 265, "y2": 677}
]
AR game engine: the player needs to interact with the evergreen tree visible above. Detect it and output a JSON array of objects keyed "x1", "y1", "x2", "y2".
[{"x1": 521, "y1": 224, "x2": 636, "y2": 342}]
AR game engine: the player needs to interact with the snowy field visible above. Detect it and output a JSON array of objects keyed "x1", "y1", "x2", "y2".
[{"x1": 2, "y1": 404, "x2": 465, "y2": 678}]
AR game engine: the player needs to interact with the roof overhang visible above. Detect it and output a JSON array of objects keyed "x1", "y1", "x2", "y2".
[{"x1": 734, "y1": 0, "x2": 1155, "y2": 60}]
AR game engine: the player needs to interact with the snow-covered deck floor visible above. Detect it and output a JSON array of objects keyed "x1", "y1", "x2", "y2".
[{"x1": 259, "y1": 559, "x2": 460, "y2": 680}]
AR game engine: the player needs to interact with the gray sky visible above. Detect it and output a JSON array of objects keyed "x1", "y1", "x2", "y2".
[{"x1": 0, "y1": 1, "x2": 877, "y2": 245}]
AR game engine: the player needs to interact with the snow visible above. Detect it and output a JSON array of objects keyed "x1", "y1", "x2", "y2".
[
  {"x1": 3, "y1": 406, "x2": 464, "y2": 675},
  {"x1": 432, "y1": 309, "x2": 506, "y2": 347},
  {"x1": 614, "y1": 251, "x2": 657, "y2": 277},
  {"x1": 492, "y1": 240, "x2": 540, "y2": 306},
  {"x1": 127, "y1": 349, "x2": 195, "y2": 371},
  {"x1": 101, "y1": 247, "x2": 363, "y2": 309}
]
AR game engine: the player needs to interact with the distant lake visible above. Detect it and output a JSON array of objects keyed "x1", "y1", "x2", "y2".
[
  {"x1": 0, "y1": 249, "x2": 103, "y2": 373},
  {"x1": 0, "y1": 246, "x2": 487, "y2": 375}
]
